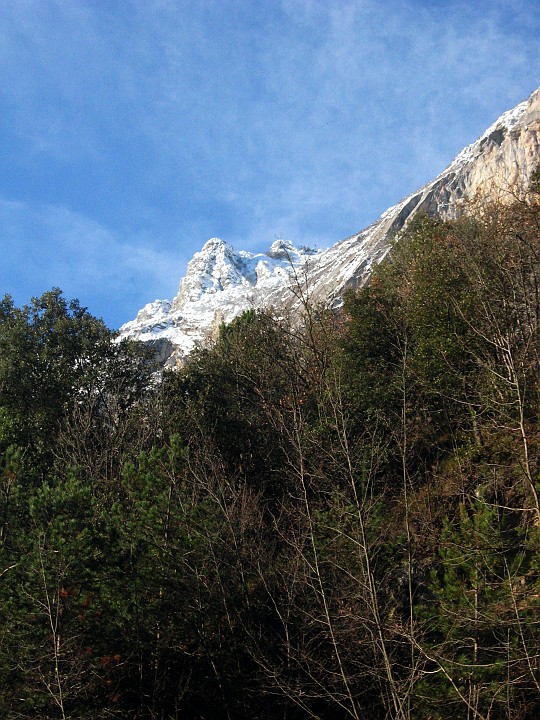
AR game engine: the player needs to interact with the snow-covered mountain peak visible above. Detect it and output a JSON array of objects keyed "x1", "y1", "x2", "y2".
[
  {"x1": 173, "y1": 237, "x2": 247, "y2": 306},
  {"x1": 201, "y1": 236, "x2": 229, "y2": 252},
  {"x1": 267, "y1": 238, "x2": 298, "y2": 260},
  {"x1": 173, "y1": 236, "x2": 315, "y2": 308},
  {"x1": 119, "y1": 236, "x2": 314, "y2": 365},
  {"x1": 119, "y1": 87, "x2": 540, "y2": 368}
]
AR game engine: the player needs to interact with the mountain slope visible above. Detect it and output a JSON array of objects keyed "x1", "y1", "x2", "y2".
[{"x1": 120, "y1": 87, "x2": 540, "y2": 366}]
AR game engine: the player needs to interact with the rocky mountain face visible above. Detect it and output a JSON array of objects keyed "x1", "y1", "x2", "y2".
[
  {"x1": 119, "y1": 238, "x2": 320, "y2": 366},
  {"x1": 119, "y1": 87, "x2": 540, "y2": 367}
]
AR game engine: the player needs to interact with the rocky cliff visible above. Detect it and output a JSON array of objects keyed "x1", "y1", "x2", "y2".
[{"x1": 119, "y1": 87, "x2": 540, "y2": 366}]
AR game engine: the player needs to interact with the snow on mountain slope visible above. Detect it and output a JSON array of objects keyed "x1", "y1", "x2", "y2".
[
  {"x1": 119, "y1": 87, "x2": 540, "y2": 367},
  {"x1": 119, "y1": 237, "x2": 321, "y2": 365}
]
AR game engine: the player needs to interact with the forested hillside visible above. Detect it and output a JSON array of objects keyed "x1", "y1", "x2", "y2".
[{"x1": 2, "y1": 182, "x2": 540, "y2": 719}]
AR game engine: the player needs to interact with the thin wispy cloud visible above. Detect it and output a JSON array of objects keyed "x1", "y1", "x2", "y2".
[{"x1": 0, "y1": 198, "x2": 184, "y2": 326}]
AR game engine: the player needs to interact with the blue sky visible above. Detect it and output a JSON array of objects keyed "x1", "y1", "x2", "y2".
[{"x1": 1, "y1": 0, "x2": 539, "y2": 329}]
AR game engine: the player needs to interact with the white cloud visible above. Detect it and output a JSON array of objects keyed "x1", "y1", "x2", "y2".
[{"x1": 0, "y1": 198, "x2": 185, "y2": 327}]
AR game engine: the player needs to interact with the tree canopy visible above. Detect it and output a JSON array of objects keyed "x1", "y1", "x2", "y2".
[{"x1": 3, "y1": 190, "x2": 540, "y2": 718}]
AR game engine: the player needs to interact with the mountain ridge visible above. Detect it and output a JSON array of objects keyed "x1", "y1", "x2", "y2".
[{"x1": 119, "y1": 87, "x2": 540, "y2": 366}]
